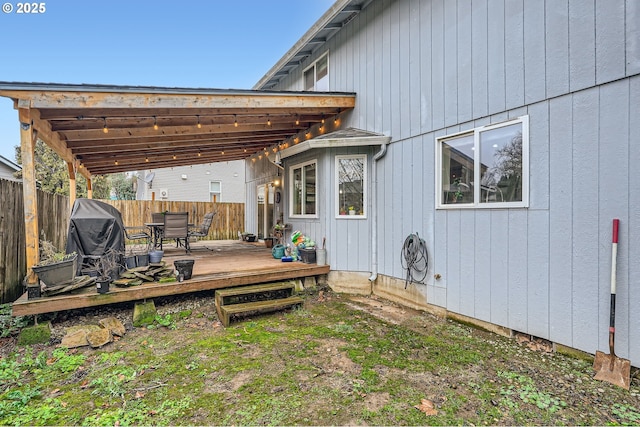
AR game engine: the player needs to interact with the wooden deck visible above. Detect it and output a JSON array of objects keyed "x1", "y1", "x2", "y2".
[{"x1": 12, "y1": 240, "x2": 329, "y2": 317}]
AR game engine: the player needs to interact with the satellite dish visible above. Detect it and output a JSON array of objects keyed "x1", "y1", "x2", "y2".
[{"x1": 139, "y1": 172, "x2": 155, "y2": 183}]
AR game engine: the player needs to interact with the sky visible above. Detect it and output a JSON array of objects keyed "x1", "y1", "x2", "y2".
[{"x1": 0, "y1": 0, "x2": 334, "y2": 163}]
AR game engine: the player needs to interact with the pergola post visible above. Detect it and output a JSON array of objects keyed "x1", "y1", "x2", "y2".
[
  {"x1": 19, "y1": 106, "x2": 40, "y2": 286},
  {"x1": 67, "y1": 162, "x2": 76, "y2": 208},
  {"x1": 87, "y1": 177, "x2": 93, "y2": 199}
]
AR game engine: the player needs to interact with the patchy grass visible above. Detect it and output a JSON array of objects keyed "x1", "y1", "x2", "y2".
[{"x1": 0, "y1": 292, "x2": 638, "y2": 426}]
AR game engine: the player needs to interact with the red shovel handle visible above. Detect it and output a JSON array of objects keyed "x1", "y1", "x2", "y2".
[{"x1": 612, "y1": 219, "x2": 619, "y2": 244}]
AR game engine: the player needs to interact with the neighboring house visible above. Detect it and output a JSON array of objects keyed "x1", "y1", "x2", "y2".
[
  {"x1": 136, "y1": 161, "x2": 245, "y2": 203},
  {"x1": 0, "y1": 154, "x2": 21, "y2": 181},
  {"x1": 247, "y1": 0, "x2": 640, "y2": 366}
]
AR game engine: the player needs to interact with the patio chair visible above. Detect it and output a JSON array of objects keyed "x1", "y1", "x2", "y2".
[
  {"x1": 189, "y1": 212, "x2": 216, "y2": 239},
  {"x1": 124, "y1": 226, "x2": 151, "y2": 251},
  {"x1": 162, "y1": 211, "x2": 190, "y2": 253},
  {"x1": 188, "y1": 212, "x2": 216, "y2": 251}
]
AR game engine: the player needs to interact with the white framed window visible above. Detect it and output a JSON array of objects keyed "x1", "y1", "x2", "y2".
[
  {"x1": 303, "y1": 52, "x2": 329, "y2": 91},
  {"x1": 335, "y1": 154, "x2": 367, "y2": 218},
  {"x1": 436, "y1": 116, "x2": 529, "y2": 209},
  {"x1": 289, "y1": 159, "x2": 317, "y2": 217},
  {"x1": 209, "y1": 180, "x2": 221, "y2": 202}
]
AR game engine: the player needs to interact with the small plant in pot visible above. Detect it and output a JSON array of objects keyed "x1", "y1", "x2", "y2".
[
  {"x1": 96, "y1": 248, "x2": 120, "y2": 294},
  {"x1": 30, "y1": 240, "x2": 78, "y2": 298}
]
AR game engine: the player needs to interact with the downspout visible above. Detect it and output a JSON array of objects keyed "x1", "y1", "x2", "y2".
[{"x1": 369, "y1": 142, "x2": 388, "y2": 282}]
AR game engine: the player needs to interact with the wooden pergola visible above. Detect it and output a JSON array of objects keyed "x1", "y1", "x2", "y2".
[{"x1": 0, "y1": 82, "x2": 355, "y2": 288}]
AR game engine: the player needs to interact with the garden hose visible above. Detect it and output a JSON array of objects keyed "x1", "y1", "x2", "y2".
[{"x1": 400, "y1": 232, "x2": 429, "y2": 289}]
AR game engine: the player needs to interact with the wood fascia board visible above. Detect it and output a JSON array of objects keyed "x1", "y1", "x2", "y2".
[
  {"x1": 279, "y1": 135, "x2": 391, "y2": 159},
  {"x1": 1, "y1": 90, "x2": 355, "y2": 110},
  {"x1": 29, "y1": 109, "x2": 92, "y2": 179}
]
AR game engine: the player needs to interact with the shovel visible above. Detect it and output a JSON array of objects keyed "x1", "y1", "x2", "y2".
[{"x1": 593, "y1": 219, "x2": 631, "y2": 390}]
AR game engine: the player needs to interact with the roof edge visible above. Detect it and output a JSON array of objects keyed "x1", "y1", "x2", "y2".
[{"x1": 253, "y1": 0, "x2": 353, "y2": 90}]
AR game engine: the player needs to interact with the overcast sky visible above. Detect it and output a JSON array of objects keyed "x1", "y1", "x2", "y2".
[{"x1": 0, "y1": 0, "x2": 333, "y2": 162}]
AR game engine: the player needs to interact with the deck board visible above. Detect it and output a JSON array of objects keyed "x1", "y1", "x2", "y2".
[{"x1": 12, "y1": 240, "x2": 328, "y2": 316}]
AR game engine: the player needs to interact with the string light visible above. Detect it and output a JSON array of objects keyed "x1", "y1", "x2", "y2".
[
  {"x1": 145, "y1": 156, "x2": 149, "y2": 162},
  {"x1": 172, "y1": 154, "x2": 177, "y2": 160},
  {"x1": 295, "y1": 115, "x2": 300, "y2": 126},
  {"x1": 243, "y1": 148, "x2": 247, "y2": 153},
  {"x1": 221, "y1": 151, "x2": 225, "y2": 155},
  {"x1": 197, "y1": 151, "x2": 202, "y2": 157},
  {"x1": 234, "y1": 114, "x2": 238, "y2": 127},
  {"x1": 267, "y1": 114, "x2": 271, "y2": 126},
  {"x1": 153, "y1": 116, "x2": 159, "y2": 130},
  {"x1": 102, "y1": 117, "x2": 108, "y2": 134},
  {"x1": 196, "y1": 115, "x2": 202, "y2": 129},
  {"x1": 321, "y1": 113, "x2": 325, "y2": 124},
  {"x1": 114, "y1": 159, "x2": 118, "y2": 165}
]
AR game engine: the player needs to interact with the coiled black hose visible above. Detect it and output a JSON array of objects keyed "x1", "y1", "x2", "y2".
[{"x1": 401, "y1": 232, "x2": 428, "y2": 289}]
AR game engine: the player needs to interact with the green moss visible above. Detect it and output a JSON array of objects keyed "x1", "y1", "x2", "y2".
[
  {"x1": 17, "y1": 322, "x2": 51, "y2": 346},
  {"x1": 133, "y1": 300, "x2": 157, "y2": 327}
]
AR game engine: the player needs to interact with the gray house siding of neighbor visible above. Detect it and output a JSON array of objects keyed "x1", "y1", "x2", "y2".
[
  {"x1": 136, "y1": 161, "x2": 245, "y2": 203},
  {"x1": 0, "y1": 155, "x2": 21, "y2": 181},
  {"x1": 248, "y1": 0, "x2": 640, "y2": 367}
]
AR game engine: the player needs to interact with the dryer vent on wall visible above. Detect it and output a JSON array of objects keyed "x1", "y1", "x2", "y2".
[{"x1": 159, "y1": 188, "x2": 169, "y2": 199}]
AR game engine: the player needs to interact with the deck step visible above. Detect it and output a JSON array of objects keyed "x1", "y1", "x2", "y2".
[
  {"x1": 215, "y1": 281, "x2": 301, "y2": 327},
  {"x1": 218, "y1": 296, "x2": 304, "y2": 327},
  {"x1": 215, "y1": 282, "x2": 295, "y2": 307}
]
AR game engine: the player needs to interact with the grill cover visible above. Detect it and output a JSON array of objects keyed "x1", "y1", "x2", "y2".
[{"x1": 65, "y1": 199, "x2": 124, "y2": 273}]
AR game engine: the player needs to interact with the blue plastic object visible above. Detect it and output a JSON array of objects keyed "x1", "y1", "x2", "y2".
[{"x1": 281, "y1": 256, "x2": 293, "y2": 262}]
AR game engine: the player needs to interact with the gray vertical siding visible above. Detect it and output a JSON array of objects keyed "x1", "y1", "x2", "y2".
[{"x1": 264, "y1": 0, "x2": 639, "y2": 365}]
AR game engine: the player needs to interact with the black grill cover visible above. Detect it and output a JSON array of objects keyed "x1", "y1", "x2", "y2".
[{"x1": 65, "y1": 199, "x2": 124, "y2": 273}]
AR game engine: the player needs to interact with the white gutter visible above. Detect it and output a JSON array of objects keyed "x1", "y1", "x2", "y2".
[{"x1": 369, "y1": 141, "x2": 388, "y2": 282}]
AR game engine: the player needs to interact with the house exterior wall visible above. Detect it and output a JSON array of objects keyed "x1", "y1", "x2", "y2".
[
  {"x1": 254, "y1": 0, "x2": 640, "y2": 365},
  {"x1": 0, "y1": 155, "x2": 20, "y2": 181},
  {"x1": 137, "y1": 161, "x2": 246, "y2": 203}
]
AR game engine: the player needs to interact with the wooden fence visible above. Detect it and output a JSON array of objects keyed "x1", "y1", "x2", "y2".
[
  {"x1": 0, "y1": 178, "x2": 244, "y2": 304},
  {"x1": 0, "y1": 179, "x2": 70, "y2": 304},
  {"x1": 101, "y1": 200, "x2": 244, "y2": 241}
]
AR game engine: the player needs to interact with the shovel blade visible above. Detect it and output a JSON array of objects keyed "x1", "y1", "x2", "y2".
[{"x1": 593, "y1": 351, "x2": 631, "y2": 390}]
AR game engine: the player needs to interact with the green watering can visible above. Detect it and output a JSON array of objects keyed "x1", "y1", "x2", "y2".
[{"x1": 272, "y1": 244, "x2": 285, "y2": 259}]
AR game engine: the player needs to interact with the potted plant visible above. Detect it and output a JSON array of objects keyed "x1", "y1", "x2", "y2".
[
  {"x1": 30, "y1": 240, "x2": 78, "y2": 298},
  {"x1": 348, "y1": 206, "x2": 356, "y2": 215},
  {"x1": 96, "y1": 248, "x2": 120, "y2": 294}
]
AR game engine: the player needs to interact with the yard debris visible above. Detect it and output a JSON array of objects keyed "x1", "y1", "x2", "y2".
[
  {"x1": 115, "y1": 262, "x2": 175, "y2": 287},
  {"x1": 42, "y1": 275, "x2": 95, "y2": 296},
  {"x1": 415, "y1": 398, "x2": 438, "y2": 415}
]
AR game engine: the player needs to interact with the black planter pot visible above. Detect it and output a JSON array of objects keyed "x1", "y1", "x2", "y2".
[
  {"x1": 96, "y1": 278, "x2": 110, "y2": 294},
  {"x1": 124, "y1": 255, "x2": 137, "y2": 269},
  {"x1": 174, "y1": 259, "x2": 195, "y2": 280},
  {"x1": 136, "y1": 253, "x2": 150, "y2": 267}
]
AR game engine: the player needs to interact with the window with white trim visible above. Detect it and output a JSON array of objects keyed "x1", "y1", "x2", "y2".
[
  {"x1": 290, "y1": 160, "x2": 317, "y2": 216},
  {"x1": 209, "y1": 181, "x2": 221, "y2": 202},
  {"x1": 336, "y1": 154, "x2": 367, "y2": 218},
  {"x1": 437, "y1": 116, "x2": 529, "y2": 208},
  {"x1": 303, "y1": 52, "x2": 329, "y2": 91}
]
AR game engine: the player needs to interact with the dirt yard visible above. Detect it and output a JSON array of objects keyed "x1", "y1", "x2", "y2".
[{"x1": 1, "y1": 288, "x2": 639, "y2": 426}]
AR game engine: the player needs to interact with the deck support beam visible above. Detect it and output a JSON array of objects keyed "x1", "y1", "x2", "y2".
[{"x1": 19, "y1": 106, "x2": 39, "y2": 285}]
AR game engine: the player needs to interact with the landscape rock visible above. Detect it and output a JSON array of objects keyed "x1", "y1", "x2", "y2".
[
  {"x1": 86, "y1": 327, "x2": 113, "y2": 348},
  {"x1": 60, "y1": 329, "x2": 90, "y2": 348},
  {"x1": 99, "y1": 316, "x2": 126, "y2": 337}
]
